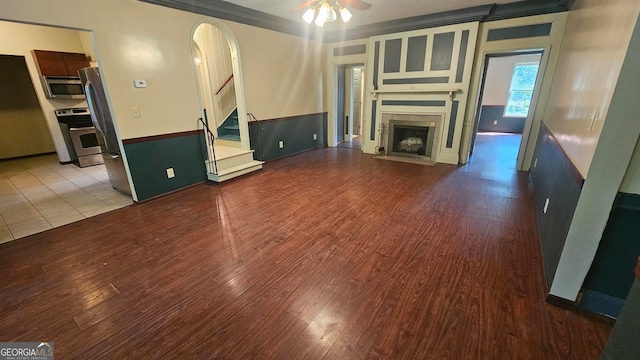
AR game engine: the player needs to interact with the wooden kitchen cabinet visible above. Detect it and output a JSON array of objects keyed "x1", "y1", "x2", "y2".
[
  {"x1": 33, "y1": 50, "x2": 90, "y2": 77},
  {"x1": 62, "y1": 52, "x2": 91, "y2": 77}
]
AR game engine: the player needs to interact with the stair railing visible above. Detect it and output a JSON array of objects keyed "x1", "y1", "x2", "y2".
[
  {"x1": 247, "y1": 112, "x2": 258, "y2": 122},
  {"x1": 198, "y1": 108, "x2": 218, "y2": 175},
  {"x1": 246, "y1": 112, "x2": 264, "y2": 161},
  {"x1": 215, "y1": 74, "x2": 234, "y2": 95}
]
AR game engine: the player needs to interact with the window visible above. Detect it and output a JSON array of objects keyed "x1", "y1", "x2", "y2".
[{"x1": 504, "y1": 63, "x2": 539, "y2": 117}]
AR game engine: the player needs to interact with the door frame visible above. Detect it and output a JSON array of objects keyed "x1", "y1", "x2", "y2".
[
  {"x1": 326, "y1": 40, "x2": 368, "y2": 148},
  {"x1": 458, "y1": 13, "x2": 568, "y2": 170},
  {"x1": 469, "y1": 49, "x2": 547, "y2": 168}
]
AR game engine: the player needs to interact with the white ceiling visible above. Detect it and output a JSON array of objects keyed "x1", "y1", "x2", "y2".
[{"x1": 222, "y1": 0, "x2": 524, "y2": 29}]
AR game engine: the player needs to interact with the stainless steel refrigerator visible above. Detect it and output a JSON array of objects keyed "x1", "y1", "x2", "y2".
[{"x1": 79, "y1": 67, "x2": 131, "y2": 195}]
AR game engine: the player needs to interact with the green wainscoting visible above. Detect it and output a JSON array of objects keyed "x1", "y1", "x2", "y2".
[
  {"x1": 123, "y1": 130, "x2": 207, "y2": 201},
  {"x1": 248, "y1": 113, "x2": 327, "y2": 162},
  {"x1": 580, "y1": 192, "x2": 640, "y2": 318},
  {"x1": 529, "y1": 123, "x2": 584, "y2": 286}
]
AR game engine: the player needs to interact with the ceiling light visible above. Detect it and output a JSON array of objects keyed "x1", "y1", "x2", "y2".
[
  {"x1": 315, "y1": 2, "x2": 331, "y2": 27},
  {"x1": 302, "y1": 8, "x2": 315, "y2": 24},
  {"x1": 304, "y1": 1, "x2": 353, "y2": 27},
  {"x1": 339, "y1": 6, "x2": 352, "y2": 22}
]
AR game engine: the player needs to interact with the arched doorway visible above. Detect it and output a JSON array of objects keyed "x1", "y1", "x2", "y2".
[
  {"x1": 190, "y1": 21, "x2": 263, "y2": 182},
  {"x1": 191, "y1": 21, "x2": 249, "y2": 150}
]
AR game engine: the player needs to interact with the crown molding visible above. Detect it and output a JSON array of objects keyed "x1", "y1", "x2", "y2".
[
  {"x1": 138, "y1": 0, "x2": 572, "y2": 42},
  {"x1": 140, "y1": 0, "x2": 325, "y2": 40}
]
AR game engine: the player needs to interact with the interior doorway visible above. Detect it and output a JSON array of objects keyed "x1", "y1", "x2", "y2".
[
  {"x1": 191, "y1": 21, "x2": 250, "y2": 151},
  {"x1": 469, "y1": 51, "x2": 544, "y2": 166},
  {"x1": 336, "y1": 64, "x2": 365, "y2": 150}
]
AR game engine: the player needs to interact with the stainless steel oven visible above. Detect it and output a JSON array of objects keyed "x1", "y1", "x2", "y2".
[{"x1": 55, "y1": 108, "x2": 103, "y2": 167}]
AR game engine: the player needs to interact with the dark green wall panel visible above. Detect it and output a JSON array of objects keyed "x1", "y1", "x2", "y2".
[
  {"x1": 333, "y1": 44, "x2": 366, "y2": 56},
  {"x1": 431, "y1": 32, "x2": 455, "y2": 71},
  {"x1": 446, "y1": 101, "x2": 459, "y2": 148},
  {"x1": 406, "y1": 36, "x2": 427, "y2": 72},
  {"x1": 529, "y1": 123, "x2": 583, "y2": 286},
  {"x1": 583, "y1": 193, "x2": 640, "y2": 300},
  {"x1": 384, "y1": 39, "x2": 402, "y2": 73},
  {"x1": 373, "y1": 41, "x2": 380, "y2": 90},
  {"x1": 124, "y1": 133, "x2": 206, "y2": 201},
  {"x1": 381, "y1": 100, "x2": 445, "y2": 107},
  {"x1": 487, "y1": 23, "x2": 552, "y2": 41},
  {"x1": 477, "y1": 105, "x2": 525, "y2": 133},
  {"x1": 456, "y1": 30, "x2": 470, "y2": 83},
  {"x1": 249, "y1": 113, "x2": 327, "y2": 162},
  {"x1": 383, "y1": 77, "x2": 449, "y2": 85}
]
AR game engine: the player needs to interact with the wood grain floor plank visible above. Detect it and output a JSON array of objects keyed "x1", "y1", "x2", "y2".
[{"x1": 0, "y1": 134, "x2": 612, "y2": 359}]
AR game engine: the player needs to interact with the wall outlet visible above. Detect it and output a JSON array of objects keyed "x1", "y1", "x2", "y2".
[
  {"x1": 313, "y1": 133, "x2": 317, "y2": 141},
  {"x1": 132, "y1": 107, "x2": 141, "y2": 118},
  {"x1": 493, "y1": 120, "x2": 498, "y2": 125},
  {"x1": 166, "y1": 168, "x2": 175, "y2": 178},
  {"x1": 543, "y1": 197, "x2": 550, "y2": 214},
  {"x1": 279, "y1": 140, "x2": 284, "y2": 149}
]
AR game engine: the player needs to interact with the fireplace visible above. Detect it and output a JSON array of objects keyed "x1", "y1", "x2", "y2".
[
  {"x1": 390, "y1": 125, "x2": 431, "y2": 157},
  {"x1": 381, "y1": 113, "x2": 442, "y2": 162}
]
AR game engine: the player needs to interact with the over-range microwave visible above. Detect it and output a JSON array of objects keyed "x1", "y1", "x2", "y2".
[{"x1": 41, "y1": 76, "x2": 85, "y2": 99}]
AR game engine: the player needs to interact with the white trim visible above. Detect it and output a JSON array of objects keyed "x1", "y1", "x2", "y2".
[
  {"x1": 326, "y1": 39, "x2": 368, "y2": 148},
  {"x1": 459, "y1": 12, "x2": 568, "y2": 170}
]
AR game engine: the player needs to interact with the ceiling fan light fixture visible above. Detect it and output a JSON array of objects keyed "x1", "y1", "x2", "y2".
[
  {"x1": 339, "y1": 6, "x2": 352, "y2": 22},
  {"x1": 300, "y1": 0, "x2": 364, "y2": 27},
  {"x1": 326, "y1": 7, "x2": 338, "y2": 22},
  {"x1": 302, "y1": 8, "x2": 315, "y2": 24},
  {"x1": 315, "y1": 2, "x2": 331, "y2": 27}
]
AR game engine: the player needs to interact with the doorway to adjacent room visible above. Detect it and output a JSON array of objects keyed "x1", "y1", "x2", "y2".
[
  {"x1": 336, "y1": 64, "x2": 364, "y2": 151},
  {"x1": 469, "y1": 51, "x2": 543, "y2": 167}
]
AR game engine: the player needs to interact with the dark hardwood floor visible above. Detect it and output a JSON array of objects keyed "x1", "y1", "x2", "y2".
[
  {"x1": 0, "y1": 133, "x2": 612, "y2": 359},
  {"x1": 336, "y1": 135, "x2": 362, "y2": 150}
]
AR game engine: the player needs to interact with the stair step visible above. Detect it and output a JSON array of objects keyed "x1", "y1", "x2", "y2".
[
  {"x1": 224, "y1": 125, "x2": 240, "y2": 130},
  {"x1": 218, "y1": 134, "x2": 240, "y2": 141},
  {"x1": 207, "y1": 160, "x2": 263, "y2": 182}
]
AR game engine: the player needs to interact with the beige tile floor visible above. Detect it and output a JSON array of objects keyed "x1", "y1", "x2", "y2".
[{"x1": 0, "y1": 154, "x2": 133, "y2": 244}]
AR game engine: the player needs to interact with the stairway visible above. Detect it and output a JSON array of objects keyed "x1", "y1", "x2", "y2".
[
  {"x1": 217, "y1": 109, "x2": 240, "y2": 141},
  {"x1": 206, "y1": 144, "x2": 263, "y2": 182}
]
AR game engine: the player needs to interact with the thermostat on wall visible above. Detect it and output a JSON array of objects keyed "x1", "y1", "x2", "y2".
[{"x1": 134, "y1": 80, "x2": 147, "y2": 88}]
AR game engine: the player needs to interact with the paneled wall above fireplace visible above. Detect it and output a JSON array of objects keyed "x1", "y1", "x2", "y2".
[{"x1": 363, "y1": 22, "x2": 479, "y2": 164}]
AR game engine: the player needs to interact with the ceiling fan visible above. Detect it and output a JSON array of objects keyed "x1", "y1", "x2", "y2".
[{"x1": 291, "y1": 0, "x2": 373, "y2": 27}]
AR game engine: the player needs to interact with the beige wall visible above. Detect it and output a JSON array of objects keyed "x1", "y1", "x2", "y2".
[
  {"x1": 0, "y1": 55, "x2": 55, "y2": 159},
  {"x1": 482, "y1": 54, "x2": 542, "y2": 106},
  {"x1": 226, "y1": 21, "x2": 324, "y2": 120},
  {"x1": 0, "y1": 20, "x2": 89, "y2": 161},
  {"x1": 1, "y1": 0, "x2": 324, "y2": 144},
  {"x1": 542, "y1": 0, "x2": 640, "y2": 177}
]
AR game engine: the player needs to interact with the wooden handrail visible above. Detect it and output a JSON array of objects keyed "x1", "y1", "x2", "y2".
[{"x1": 215, "y1": 74, "x2": 234, "y2": 95}]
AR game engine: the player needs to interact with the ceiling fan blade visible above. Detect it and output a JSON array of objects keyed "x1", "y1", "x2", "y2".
[
  {"x1": 340, "y1": 0, "x2": 372, "y2": 11},
  {"x1": 291, "y1": 0, "x2": 318, "y2": 13}
]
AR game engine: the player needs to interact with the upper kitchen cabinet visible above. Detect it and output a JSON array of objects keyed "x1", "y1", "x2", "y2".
[{"x1": 33, "y1": 50, "x2": 90, "y2": 77}]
